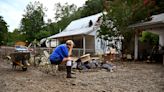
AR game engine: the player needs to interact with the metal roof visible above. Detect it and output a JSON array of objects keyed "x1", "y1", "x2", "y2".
[
  {"x1": 129, "y1": 13, "x2": 164, "y2": 29},
  {"x1": 48, "y1": 13, "x2": 103, "y2": 39},
  {"x1": 49, "y1": 27, "x2": 94, "y2": 39}
]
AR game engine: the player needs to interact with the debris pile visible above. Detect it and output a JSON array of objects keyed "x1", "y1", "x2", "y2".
[{"x1": 72, "y1": 59, "x2": 116, "y2": 72}]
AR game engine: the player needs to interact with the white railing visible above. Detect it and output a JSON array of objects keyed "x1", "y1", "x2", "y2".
[{"x1": 72, "y1": 48, "x2": 95, "y2": 57}]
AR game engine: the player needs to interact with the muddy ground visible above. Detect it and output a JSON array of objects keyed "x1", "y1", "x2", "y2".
[{"x1": 0, "y1": 57, "x2": 163, "y2": 92}]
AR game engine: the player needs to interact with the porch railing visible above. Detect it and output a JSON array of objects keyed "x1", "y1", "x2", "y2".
[{"x1": 72, "y1": 48, "x2": 95, "y2": 57}]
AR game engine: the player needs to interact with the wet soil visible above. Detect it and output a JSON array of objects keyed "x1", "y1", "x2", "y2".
[{"x1": 0, "y1": 58, "x2": 164, "y2": 92}]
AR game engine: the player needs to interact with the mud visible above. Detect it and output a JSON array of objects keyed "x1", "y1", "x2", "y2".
[{"x1": 0, "y1": 57, "x2": 164, "y2": 92}]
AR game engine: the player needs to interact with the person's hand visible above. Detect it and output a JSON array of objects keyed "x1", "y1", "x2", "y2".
[
  {"x1": 67, "y1": 57, "x2": 73, "y2": 61},
  {"x1": 70, "y1": 44, "x2": 74, "y2": 49},
  {"x1": 67, "y1": 44, "x2": 73, "y2": 49}
]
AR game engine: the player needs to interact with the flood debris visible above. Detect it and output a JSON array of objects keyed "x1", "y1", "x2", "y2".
[{"x1": 72, "y1": 54, "x2": 116, "y2": 72}]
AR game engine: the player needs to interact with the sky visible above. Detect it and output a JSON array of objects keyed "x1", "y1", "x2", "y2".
[{"x1": 0, "y1": 0, "x2": 87, "y2": 32}]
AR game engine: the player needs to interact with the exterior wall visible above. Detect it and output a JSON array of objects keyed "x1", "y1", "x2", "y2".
[
  {"x1": 93, "y1": 30, "x2": 108, "y2": 55},
  {"x1": 95, "y1": 37, "x2": 104, "y2": 54},
  {"x1": 85, "y1": 36, "x2": 95, "y2": 49},
  {"x1": 45, "y1": 39, "x2": 59, "y2": 47},
  {"x1": 89, "y1": 27, "x2": 107, "y2": 54},
  {"x1": 93, "y1": 30, "x2": 103, "y2": 54},
  {"x1": 159, "y1": 35, "x2": 164, "y2": 46},
  {"x1": 48, "y1": 29, "x2": 123, "y2": 56},
  {"x1": 57, "y1": 36, "x2": 83, "y2": 48},
  {"x1": 48, "y1": 28, "x2": 123, "y2": 56},
  {"x1": 96, "y1": 38, "x2": 108, "y2": 55}
]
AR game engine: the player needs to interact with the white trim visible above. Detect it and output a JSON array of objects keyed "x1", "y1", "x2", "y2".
[
  {"x1": 134, "y1": 32, "x2": 138, "y2": 60},
  {"x1": 83, "y1": 35, "x2": 86, "y2": 55}
]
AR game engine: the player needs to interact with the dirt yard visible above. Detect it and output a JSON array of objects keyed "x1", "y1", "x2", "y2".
[{"x1": 0, "y1": 57, "x2": 163, "y2": 92}]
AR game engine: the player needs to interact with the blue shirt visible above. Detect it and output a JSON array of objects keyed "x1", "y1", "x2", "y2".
[{"x1": 50, "y1": 44, "x2": 69, "y2": 62}]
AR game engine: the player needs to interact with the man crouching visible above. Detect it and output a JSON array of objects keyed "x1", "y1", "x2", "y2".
[{"x1": 49, "y1": 40, "x2": 75, "y2": 78}]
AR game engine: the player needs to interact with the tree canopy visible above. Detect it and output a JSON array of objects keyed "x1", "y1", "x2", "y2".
[
  {"x1": 4, "y1": 0, "x2": 163, "y2": 47},
  {"x1": 20, "y1": 1, "x2": 45, "y2": 42},
  {"x1": 80, "y1": 0, "x2": 104, "y2": 17},
  {"x1": 0, "y1": 16, "x2": 8, "y2": 45},
  {"x1": 98, "y1": 0, "x2": 162, "y2": 52},
  {"x1": 6, "y1": 0, "x2": 105, "y2": 45}
]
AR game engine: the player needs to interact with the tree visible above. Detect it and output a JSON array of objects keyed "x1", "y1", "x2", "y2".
[
  {"x1": 0, "y1": 16, "x2": 8, "y2": 45},
  {"x1": 54, "y1": 3, "x2": 77, "y2": 22},
  {"x1": 80, "y1": 0, "x2": 104, "y2": 17},
  {"x1": 20, "y1": 1, "x2": 45, "y2": 42},
  {"x1": 144, "y1": 0, "x2": 164, "y2": 14},
  {"x1": 140, "y1": 31, "x2": 159, "y2": 45},
  {"x1": 51, "y1": 0, "x2": 104, "y2": 35},
  {"x1": 98, "y1": 0, "x2": 158, "y2": 52},
  {"x1": 45, "y1": 3, "x2": 78, "y2": 35},
  {"x1": 84, "y1": 0, "x2": 104, "y2": 16},
  {"x1": 7, "y1": 29, "x2": 26, "y2": 45}
]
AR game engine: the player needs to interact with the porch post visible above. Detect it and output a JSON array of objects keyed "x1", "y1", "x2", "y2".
[
  {"x1": 159, "y1": 35, "x2": 164, "y2": 65},
  {"x1": 163, "y1": 54, "x2": 164, "y2": 65},
  {"x1": 83, "y1": 35, "x2": 86, "y2": 55},
  {"x1": 159, "y1": 34, "x2": 164, "y2": 47},
  {"x1": 134, "y1": 31, "x2": 139, "y2": 60}
]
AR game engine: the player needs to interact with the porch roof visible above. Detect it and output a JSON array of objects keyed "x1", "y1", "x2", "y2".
[
  {"x1": 48, "y1": 12, "x2": 104, "y2": 39},
  {"x1": 129, "y1": 13, "x2": 164, "y2": 29}
]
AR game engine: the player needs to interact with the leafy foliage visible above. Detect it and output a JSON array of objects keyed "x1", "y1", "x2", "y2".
[
  {"x1": 0, "y1": 16, "x2": 8, "y2": 45},
  {"x1": 20, "y1": 1, "x2": 45, "y2": 42},
  {"x1": 51, "y1": 0, "x2": 104, "y2": 34},
  {"x1": 7, "y1": 29, "x2": 26, "y2": 45},
  {"x1": 98, "y1": 0, "x2": 160, "y2": 52},
  {"x1": 80, "y1": 0, "x2": 104, "y2": 18},
  {"x1": 6, "y1": 0, "x2": 105, "y2": 45},
  {"x1": 140, "y1": 31, "x2": 159, "y2": 45},
  {"x1": 54, "y1": 3, "x2": 77, "y2": 22}
]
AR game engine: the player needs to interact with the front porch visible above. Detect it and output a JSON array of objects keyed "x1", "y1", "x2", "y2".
[{"x1": 53, "y1": 35, "x2": 95, "y2": 57}]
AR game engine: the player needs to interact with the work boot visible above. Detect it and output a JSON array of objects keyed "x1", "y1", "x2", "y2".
[{"x1": 66, "y1": 66, "x2": 76, "y2": 78}]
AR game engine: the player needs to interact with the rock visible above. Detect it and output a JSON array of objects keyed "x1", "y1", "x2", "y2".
[
  {"x1": 102, "y1": 90, "x2": 106, "y2": 92},
  {"x1": 71, "y1": 82, "x2": 76, "y2": 86}
]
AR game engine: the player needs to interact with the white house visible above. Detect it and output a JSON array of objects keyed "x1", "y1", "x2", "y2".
[
  {"x1": 129, "y1": 13, "x2": 164, "y2": 64},
  {"x1": 45, "y1": 12, "x2": 115, "y2": 56},
  {"x1": 44, "y1": 12, "x2": 124, "y2": 57}
]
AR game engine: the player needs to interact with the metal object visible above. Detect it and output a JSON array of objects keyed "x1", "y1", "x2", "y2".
[{"x1": 10, "y1": 52, "x2": 30, "y2": 71}]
